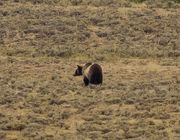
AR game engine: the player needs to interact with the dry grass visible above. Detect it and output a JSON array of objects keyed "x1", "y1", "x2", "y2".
[{"x1": 0, "y1": 0, "x2": 180, "y2": 140}]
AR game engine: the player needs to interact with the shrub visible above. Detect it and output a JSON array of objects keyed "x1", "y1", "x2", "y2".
[
  {"x1": 174, "y1": 0, "x2": 180, "y2": 3},
  {"x1": 129, "y1": 0, "x2": 147, "y2": 3}
]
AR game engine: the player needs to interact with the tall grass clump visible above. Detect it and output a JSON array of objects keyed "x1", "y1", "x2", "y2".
[{"x1": 129, "y1": 0, "x2": 146, "y2": 3}]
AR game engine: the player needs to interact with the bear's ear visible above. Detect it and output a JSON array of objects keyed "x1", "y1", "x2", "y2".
[{"x1": 77, "y1": 65, "x2": 82, "y2": 69}]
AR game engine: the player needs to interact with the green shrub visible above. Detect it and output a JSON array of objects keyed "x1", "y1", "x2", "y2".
[
  {"x1": 129, "y1": 0, "x2": 180, "y2": 3},
  {"x1": 129, "y1": 0, "x2": 147, "y2": 3},
  {"x1": 174, "y1": 0, "x2": 180, "y2": 3}
]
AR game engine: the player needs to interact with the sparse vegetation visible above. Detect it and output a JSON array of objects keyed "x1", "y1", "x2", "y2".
[
  {"x1": 129, "y1": 0, "x2": 146, "y2": 3},
  {"x1": 0, "y1": 0, "x2": 180, "y2": 139}
]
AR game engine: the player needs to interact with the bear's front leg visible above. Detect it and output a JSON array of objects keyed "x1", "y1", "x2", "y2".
[{"x1": 83, "y1": 76, "x2": 89, "y2": 86}]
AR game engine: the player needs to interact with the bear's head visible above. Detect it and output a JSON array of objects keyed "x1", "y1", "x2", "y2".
[{"x1": 73, "y1": 65, "x2": 83, "y2": 76}]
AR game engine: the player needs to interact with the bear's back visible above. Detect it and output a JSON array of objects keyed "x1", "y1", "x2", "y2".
[{"x1": 84, "y1": 63, "x2": 103, "y2": 84}]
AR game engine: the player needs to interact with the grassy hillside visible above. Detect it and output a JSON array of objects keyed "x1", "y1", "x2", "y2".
[
  {"x1": 0, "y1": 0, "x2": 180, "y2": 60},
  {"x1": 0, "y1": 0, "x2": 180, "y2": 140}
]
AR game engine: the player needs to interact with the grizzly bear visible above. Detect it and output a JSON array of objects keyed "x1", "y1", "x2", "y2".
[{"x1": 73, "y1": 62, "x2": 103, "y2": 86}]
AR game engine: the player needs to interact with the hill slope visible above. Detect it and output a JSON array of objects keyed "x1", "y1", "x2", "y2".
[{"x1": 0, "y1": 0, "x2": 180, "y2": 140}]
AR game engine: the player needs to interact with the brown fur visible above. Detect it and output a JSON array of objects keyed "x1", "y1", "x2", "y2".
[{"x1": 73, "y1": 63, "x2": 103, "y2": 86}]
